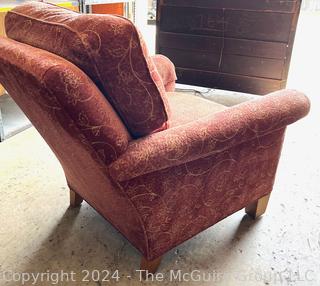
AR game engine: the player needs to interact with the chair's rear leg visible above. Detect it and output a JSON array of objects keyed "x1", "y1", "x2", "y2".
[
  {"x1": 140, "y1": 256, "x2": 162, "y2": 277},
  {"x1": 69, "y1": 189, "x2": 83, "y2": 208},
  {"x1": 245, "y1": 194, "x2": 271, "y2": 219}
]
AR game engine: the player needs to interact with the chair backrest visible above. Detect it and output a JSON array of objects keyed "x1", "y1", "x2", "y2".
[
  {"x1": 5, "y1": 1, "x2": 170, "y2": 137},
  {"x1": 0, "y1": 37, "x2": 130, "y2": 166}
]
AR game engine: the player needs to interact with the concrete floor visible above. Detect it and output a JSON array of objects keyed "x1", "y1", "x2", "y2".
[
  {"x1": 0, "y1": 93, "x2": 31, "y2": 141},
  {"x1": 0, "y1": 12, "x2": 320, "y2": 286}
]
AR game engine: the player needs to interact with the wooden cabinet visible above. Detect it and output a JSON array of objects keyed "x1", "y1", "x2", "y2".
[
  {"x1": 92, "y1": 3, "x2": 124, "y2": 15},
  {"x1": 156, "y1": 0, "x2": 302, "y2": 95}
]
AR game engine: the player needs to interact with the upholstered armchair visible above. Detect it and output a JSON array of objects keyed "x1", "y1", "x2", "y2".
[{"x1": 0, "y1": 1, "x2": 310, "y2": 273}]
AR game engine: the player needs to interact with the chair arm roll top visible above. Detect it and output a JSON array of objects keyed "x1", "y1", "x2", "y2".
[
  {"x1": 109, "y1": 89, "x2": 310, "y2": 181},
  {"x1": 151, "y1": 55, "x2": 177, "y2": 92}
]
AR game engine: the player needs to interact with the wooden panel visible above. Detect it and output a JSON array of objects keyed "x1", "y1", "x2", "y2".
[
  {"x1": 158, "y1": 32, "x2": 288, "y2": 59},
  {"x1": 160, "y1": 47, "x2": 285, "y2": 79},
  {"x1": 0, "y1": 11, "x2": 6, "y2": 96},
  {"x1": 160, "y1": 6, "x2": 294, "y2": 42},
  {"x1": 223, "y1": 38, "x2": 287, "y2": 59},
  {"x1": 159, "y1": 32, "x2": 222, "y2": 53},
  {"x1": 222, "y1": 54, "x2": 284, "y2": 79},
  {"x1": 92, "y1": 3, "x2": 124, "y2": 15},
  {"x1": 156, "y1": 0, "x2": 301, "y2": 94},
  {"x1": 176, "y1": 67, "x2": 285, "y2": 95},
  {"x1": 159, "y1": 47, "x2": 220, "y2": 72},
  {"x1": 282, "y1": 0, "x2": 302, "y2": 80},
  {"x1": 160, "y1": 6, "x2": 224, "y2": 37},
  {"x1": 0, "y1": 12, "x2": 5, "y2": 36},
  {"x1": 225, "y1": 10, "x2": 293, "y2": 42},
  {"x1": 163, "y1": 0, "x2": 298, "y2": 13}
]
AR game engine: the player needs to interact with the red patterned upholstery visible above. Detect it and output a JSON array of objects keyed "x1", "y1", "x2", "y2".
[
  {"x1": 0, "y1": 37, "x2": 130, "y2": 165},
  {"x1": 0, "y1": 2, "x2": 310, "y2": 264},
  {"x1": 110, "y1": 90, "x2": 309, "y2": 181},
  {"x1": 118, "y1": 128, "x2": 286, "y2": 258},
  {"x1": 152, "y1": 55, "x2": 177, "y2": 92},
  {"x1": 5, "y1": 1, "x2": 171, "y2": 137},
  {"x1": 0, "y1": 37, "x2": 146, "y2": 253}
]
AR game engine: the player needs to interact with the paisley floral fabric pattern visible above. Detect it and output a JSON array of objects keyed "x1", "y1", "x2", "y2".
[
  {"x1": 108, "y1": 90, "x2": 310, "y2": 259},
  {"x1": 120, "y1": 128, "x2": 286, "y2": 259},
  {"x1": 0, "y1": 37, "x2": 148, "y2": 254},
  {"x1": 0, "y1": 37, "x2": 130, "y2": 165},
  {"x1": 5, "y1": 1, "x2": 171, "y2": 137},
  {"x1": 109, "y1": 90, "x2": 310, "y2": 182}
]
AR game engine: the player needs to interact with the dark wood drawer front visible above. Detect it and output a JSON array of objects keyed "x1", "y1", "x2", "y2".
[
  {"x1": 156, "y1": 0, "x2": 301, "y2": 94},
  {"x1": 158, "y1": 32, "x2": 288, "y2": 59},
  {"x1": 162, "y1": 0, "x2": 298, "y2": 13},
  {"x1": 160, "y1": 47, "x2": 285, "y2": 79},
  {"x1": 176, "y1": 68, "x2": 285, "y2": 95},
  {"x1": 160, "y1": 6, "x2": 294, "y2": 42}
]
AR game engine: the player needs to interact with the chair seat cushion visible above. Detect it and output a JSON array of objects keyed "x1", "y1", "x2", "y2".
[
  {"x1": 167, "y1": 92, "x2": 227, "y2": 127},
  {"x1": 5, "y1": 1, "x2": 170, "y2": 137}
]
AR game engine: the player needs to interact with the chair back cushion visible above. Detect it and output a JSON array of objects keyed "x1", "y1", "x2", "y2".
[
  {"x1": 5, "y1": 1, "x2": 170, "y2": 137},
  {"x1": 0, "y1": 36, "x2": 130, "y2": 165}
]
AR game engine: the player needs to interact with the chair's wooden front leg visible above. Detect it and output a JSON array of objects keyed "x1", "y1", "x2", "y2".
[
  {"x1": 69, "y1": 189, "x2": 83, "y2": 208},
  {"x1": 140, "y1": 256, "x2": 162, "y2": 277},
  {"x1": 245, "y1": 193, "x2": 271, "y2": 219}
]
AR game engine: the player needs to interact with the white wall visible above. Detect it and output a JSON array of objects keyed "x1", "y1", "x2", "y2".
[{"x1": 134, "y1": 0, "x2": 148, "y2": 35}]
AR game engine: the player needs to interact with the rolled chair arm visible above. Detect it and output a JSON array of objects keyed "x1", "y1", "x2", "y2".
[
  {"x1": 109, "y1": 89, "x2": 310, "y2": 182},
  {"x1": 151, "y1": 54, "x2": 177, "y2": 92}
]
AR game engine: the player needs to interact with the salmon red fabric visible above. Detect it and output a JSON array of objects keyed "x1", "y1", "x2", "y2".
[{"x1": 5, "y1": 1, "x2": 171, "y2": 137}]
